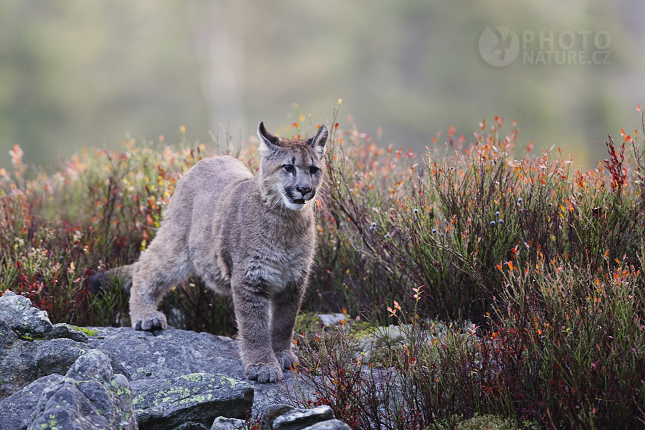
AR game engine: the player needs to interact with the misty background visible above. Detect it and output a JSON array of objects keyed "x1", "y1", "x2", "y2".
[{"x1": 1, "y1": 0, "x2": 644, "y2": 171}]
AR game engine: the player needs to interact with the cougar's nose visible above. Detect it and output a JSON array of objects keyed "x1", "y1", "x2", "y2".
[{"x1": 296, "y1": 185, "x2": 312, "y2": 196}]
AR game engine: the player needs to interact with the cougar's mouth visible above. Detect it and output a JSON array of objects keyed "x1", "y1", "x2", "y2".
[
  {"x1": 284, "y1": 187, "x2": 316, "y2": 209},
  {"x1": 286, "y1": 190, "x2": 313, "y2": 205}
]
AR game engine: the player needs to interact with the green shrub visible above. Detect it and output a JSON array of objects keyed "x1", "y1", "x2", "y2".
[
  {"x1": 3, "y1": 111, "x2": 645, "y2": 428},
  {"x1": 287, "y1": 113, "x2": 645, "y2": 429}
]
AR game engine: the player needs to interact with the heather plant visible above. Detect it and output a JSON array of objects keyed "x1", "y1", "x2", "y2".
[
  {"x1": 308, "y1": 123, "x2": 413, "y2": 317},
  {"x1": 491, "y1": 254, "x2": 645, "y2": 428},
  {"x1": 288, "y1": 290, "x2": 536, "y2": 430},
  {"x1": 3, "y1": 109, "x2": 645, "y2": 428},
  {"x1": 287, "y1": 109, "x2": 645, "y2": 428},
  {"x1": 320, "y1": 114, "x2": 645, "y2": 325},
  {"x1": 290, "y1": 259, "x2": 645, "y2": 429}
]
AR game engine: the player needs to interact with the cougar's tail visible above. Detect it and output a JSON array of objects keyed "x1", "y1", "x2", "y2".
[{"x1": 89, "y1": 264, "x2": 135, "y2": 294}]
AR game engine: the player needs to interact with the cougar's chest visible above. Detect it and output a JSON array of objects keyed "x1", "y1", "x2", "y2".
[
  {"x1": 245, "y1": 215, "x2": 315, "y2": 293},
  {"x1": 261, "y1": 235, "x2": 313, "y2": 291}
]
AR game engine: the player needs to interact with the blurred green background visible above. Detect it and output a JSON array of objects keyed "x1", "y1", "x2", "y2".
[{"x1": 1, "y1": 0, "x2": 644, "y2": 171}]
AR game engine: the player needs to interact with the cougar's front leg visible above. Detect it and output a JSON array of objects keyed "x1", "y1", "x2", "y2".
[
  {"x1": 231, "y1": 273, "x2": 282, "y2": 383},
  {"x1": 130, "y1": 272, "x2": 168, "y2": 331},
  {"x1": 271, "y1": 278, "x2": 306, "y2": 370}
]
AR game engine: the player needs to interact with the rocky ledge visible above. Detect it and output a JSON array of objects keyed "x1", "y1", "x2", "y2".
[{"x1": 0, "y1": 291, "x2": 349, "y2": 430}]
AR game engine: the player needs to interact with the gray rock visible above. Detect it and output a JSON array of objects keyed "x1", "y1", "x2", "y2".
[
  {"x1": 317, "y1": 314, "x2": 347, "y2": 327},
  {"x1": 301, "y1": 419, "x2": 351, "y2": 430},
  {"x1": 0, "y1": 336, "x2": 94, "y2": 399},
  {"x1": 211, "y1": 416, "x2": 246, "y2": 430},
  {"x1": 45, "y1": 323, "x2": 89, "y2": 343},
  {"x1": 0, "y1": 291, "x2": 52, "y2": 340},
  {"x1": 87, "y1": 326, "x2": 303, "y2": 416},
  {"x1": 271, "y1": 406, "x2": 335, "y2": 430},
  {"x1": 0, "y1": 293, "x2": 353, "y2": 430},
  {"x1": 252, "y1": 377, "x2": 300, "y2": 417},
  {"x1": 261, "y1": 404, "x2": 295, "y2": 429},
  {"x1": 0, "y1": 292, "x2": 87, "y2": 343},
  {"x1": 0, "y1": 374, "x2": 66, "y2": 430},
  {"x1": 0, "y1": 319, "x2": 18, "y2": 350},
  {"x1": 176, "y1": 423, "x2": 210, "y2": 430},
  {"x1": 88, "y1": 326, "x2": 245, "y2": 381},
  {"x1": 35, "y1": 338, "x2": 96, "y2": 376},
  {"x1": 130, "y1": 373, "x2": 254, "y2": 430},
  {"x1": 28, "y1": 349, "x2": 137, "y2": 430},
  {"x1": 0, "y1": 291, "x2": 111, "y2": 399},
  {"x1": 353, "y1": 324, "x2": 411, "y2": 363}
]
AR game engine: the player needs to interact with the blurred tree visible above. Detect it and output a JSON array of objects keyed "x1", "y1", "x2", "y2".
[{"x1": 0, "y1": 0, "x2": 643, "y2": 170}]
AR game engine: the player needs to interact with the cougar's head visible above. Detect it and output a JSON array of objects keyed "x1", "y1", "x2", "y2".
[{"x1": 257, "y1": 121, "x2": 328, "y2": 211}]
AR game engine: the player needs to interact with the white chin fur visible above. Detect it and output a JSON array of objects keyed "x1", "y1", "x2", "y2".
[{"x1": 282, "y1": 195, "x2": 307, "y2": 211}]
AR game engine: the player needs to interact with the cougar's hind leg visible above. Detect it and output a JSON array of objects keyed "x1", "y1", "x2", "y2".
[{"x1": 129, "y1": 241, "x2": 191, "y2": 331}]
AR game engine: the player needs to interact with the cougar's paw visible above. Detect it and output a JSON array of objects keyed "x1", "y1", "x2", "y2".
[
  {"x1": 275, "y1": 350, "x2": 299, "y2": 370},
  {"x1": 132, "y1": 311, "x2": 167, "y2": 331},
  {"x1": 245, "y1": 361, "x2": 283, "y2": 383}
]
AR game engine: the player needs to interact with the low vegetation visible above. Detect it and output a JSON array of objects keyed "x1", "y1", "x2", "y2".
[{"x1": 2, "y1": 108, "x2": 645, "y2": 429}]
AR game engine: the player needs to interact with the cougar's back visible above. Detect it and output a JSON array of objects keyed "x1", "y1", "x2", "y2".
[{"x1": 177, "y1": 155, "x2": 253, "y2": 250}]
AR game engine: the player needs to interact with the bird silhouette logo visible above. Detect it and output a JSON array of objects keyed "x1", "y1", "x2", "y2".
[{"x1": 479, "y1": 27, "x2": 519, "y2": 67}]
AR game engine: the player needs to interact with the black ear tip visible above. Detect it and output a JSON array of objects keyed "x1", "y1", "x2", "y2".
[
  {"x1": 258, "y1": 121, "x2": 270, "y2": 139},
  {"x1": 318, "y1": 124, "x2": 329, "y2": 140},
  {"x1": 258, "y1": 121, "x2": 280, "y2": 147}
]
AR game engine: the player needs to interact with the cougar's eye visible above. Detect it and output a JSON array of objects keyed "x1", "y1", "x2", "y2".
[
  {"x1": 309, "y1": 166, "x2": 319, "y2": 175},
  {"x1": 283, "y1": 164, "x2": 295, "y2": 173}
]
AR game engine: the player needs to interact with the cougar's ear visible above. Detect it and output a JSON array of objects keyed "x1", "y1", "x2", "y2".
[
  {"x1": 258, "y1": 122, "x2": 281, "y2": 153},
  {"x1": 307, "y1": 124, "x2": 328, "y2": 159}
]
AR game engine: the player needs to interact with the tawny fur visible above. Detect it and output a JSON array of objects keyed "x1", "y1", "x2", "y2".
[{"x1": 92, "y1": 122, "x2": 328, "y2": 383}]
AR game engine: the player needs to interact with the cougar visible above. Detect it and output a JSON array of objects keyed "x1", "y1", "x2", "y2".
[{"x1": 90, "y1": 122, "x2": 328, "y2": 383}]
